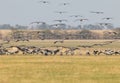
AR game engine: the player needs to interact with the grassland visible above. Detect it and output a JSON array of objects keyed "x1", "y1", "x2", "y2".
[
  {"x1": 0, "y1": 56, "x2": 120, "y2": 83},
  {"x1": 1, "y1": 39, "x2": 120, "y2": 49},
  {"x1": 0, "y1": 40, "x2": 120, "y2": 83}
]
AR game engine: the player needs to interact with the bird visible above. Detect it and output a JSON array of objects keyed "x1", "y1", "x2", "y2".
[
  {"x1": 75, "y1": 19, "x2": 88, "y2": 22},
  {"x1": 70, "y1": 15, "x2": 83, "y2": 18},
  {"x1": 108, "y1": 32, "x2": 117, "y2": 35},
  {"x1": 102, "y1": 17, "x2": 113, "y2": 20},
  {"x1": 113, "y1": 32, "x2": 117, "y2": 34},
  {"x1": 29, "y1": 21, "x2": 46, "y2": 25},
  {"x1": 38, "y1": 0, "x2": 49, "y2": 4},
  {"x1": 51, "y1": 24, "x2": 60, "y2": 29},
  {"x1": 90, "y1": 11, "x2": 104, "y2": 14},
  {"x1": 98, "y1": 23, "x2": 111, "y2": 26},
  {"x1": 98, "y1": 23, "x2": 105, "y2": 25},
  {"x1": 54, "y1": 19, "x2": 67, "y2": 23},
  {"x1": 78, "y1": 45, "x2": 94, "y2": 48},
  {"x1": 59, "y1": 2, "x2": 70, "y2": 6},
  {"x1": 55, "y1": 11, "x2": 67, "y2": 14},
  {"x1": 51, "y1": 23, "x2": 66, "y2": 28},
  {"x1": 53, "y1": 40, "x2": 64, "y2": 44}
]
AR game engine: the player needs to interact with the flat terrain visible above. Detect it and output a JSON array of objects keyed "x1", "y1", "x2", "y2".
[
  {"x1": 0, "y1": 56, "x2": 120, "y2": 83},
  {"x1": 0, "y1": 40, "x2": 120, "y2": 83},
  {"x1": 2, "y1": 39, "x2": 120, "y2": 48}
]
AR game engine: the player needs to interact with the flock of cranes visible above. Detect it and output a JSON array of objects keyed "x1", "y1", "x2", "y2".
[
  {"x1": 29, "y1": 0, "x2": 114, "y2": 29},
  {"x1": 0, "y1": 1, "x2": 119, "y2": 56},
  {"x1": 0, "y1": 40, "x2": 119, "y2": 56}
]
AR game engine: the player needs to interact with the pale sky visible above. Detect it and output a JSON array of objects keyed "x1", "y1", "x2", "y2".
[{"x1": 0, "y1": 0, "x2": 120, "y2": 27}]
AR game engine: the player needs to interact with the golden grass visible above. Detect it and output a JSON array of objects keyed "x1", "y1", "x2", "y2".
[
  {"x1": 0, "y1": 39, "x2": 119, "y2": 83},
  {"x1": 2, "y1": 39, "x2": 119, "y2": 49},
  {"x1": 0, "y1": 29, "x2": 112, "y2": 38},
  {"x1": 0, "y1": 56, "x2": 120, "y2": 83}
]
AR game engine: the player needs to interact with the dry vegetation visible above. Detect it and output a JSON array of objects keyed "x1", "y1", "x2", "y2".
[
  {"x1": 0, "y1": 40, "x2": 119, "y2": 83},
  {"x1": 0, "y1": 29, "x2": 113, "y2": 39},
  {"x1": 0, "y1": 56, "x2": 120, "y2": 83},
  {"x1": 0, "y1": 31, "x2": 120, "y2": 83}
]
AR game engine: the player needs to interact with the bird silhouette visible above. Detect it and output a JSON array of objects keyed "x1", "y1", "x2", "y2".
[
  {"x1": 70, "y1": 15, "x2": 83, "y2": 18},
  {"x1": 51, "y1": 23, "x2": 66, "y2": 27},
  {"x1": 108, "y1": 32, "x2": 117, "y2": 35},
  {"x1": 99, "y1": 23, "x2": 111, "y2": 26},
  {"x1": 30, "y1": 21, "x2": 46, "y2": 25},
  {"x1": 38, "y1": 0, "x2": 49, "y2": 4},
  {"x1": 75, "y1": 19, "x2": 88, "y2": 22},
  {"x1": 99, "y1": 23, "x2": 104, "y2": 25},
  {"x1": 55, "y1": 11, "x2": 67, "y2": 14},
  {"x1": 78, "y1": 45, "x2": 94, "y2": 48},
  {"x1": 59, "y1": 3, "x2": 70, "y2": 6},
  {"x1": 102, "y1": 17, "x2": 113, "y2": 20},
  {"x1": 54, "y1": 19, "x2": 67, "y2": 23},
  {"x1": 113, "y1": 32, "x2": 117, "y2": 34},
  {"x1": 90, "y1": 11, "x2": 104, "y2": 14}
]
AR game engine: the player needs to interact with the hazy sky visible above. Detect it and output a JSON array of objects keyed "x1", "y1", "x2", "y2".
[{"x1": 0, "y1": 0, "x2": 120, "y2": 27}]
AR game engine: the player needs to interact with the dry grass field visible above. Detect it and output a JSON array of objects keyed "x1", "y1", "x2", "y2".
[
  {"x1": 0, "y1": 29, "x2": 112, "y2": 38},
  {"x1": 0, "y1": 39, "x2": 120, "y2": 83},
  {"x1": 2, "y1": 39, "x2": 120, "y2": 48},
  {"x1": 0, "y1": 56, "x2": 120, "y2": 83}
]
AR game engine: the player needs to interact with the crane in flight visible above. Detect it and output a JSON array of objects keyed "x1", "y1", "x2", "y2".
[
  {"x1": 75, "y1": 18, "x2": 88, "y2": 22},
  {"x1": 98, "y1": 23, "x2": 113, "y2": 29},
  {"x1": 102, "y1": 17, "x2": 113, "y2": 20},
  {"x1": 55, "y1": 11, "x2": 67, "y2": 14},
  {"x1": 29, "y1": 21, "x2": 46, "y2": 25},
  {"x1": 51, "y1": 23, "x2": 66, "y2": 29},
  {"x1": 38, "y1": 0, "x2": 49, "y2": 4},
  {"x1": 90, "y1": 11, "x2": 104, "y2": 14},
  {"x1": 51, "y1": 23, "x2": 65, "y2": 26},
  {"x1": 108, "y1": 32, "x2": 117, "y2": 35},
  {"x1": 59, "y1": 2, "x2": 70, "y2": 6},
  {"x1": 70, "y1": 15, "x2": 83, "y2": 18},
  {"x1": 54, "y1": 19, "x2": 67, "y2": 23},
  {"x1": 75, "y1": 19, "x2": 88, "y2": 29},
  {"x1": 99, "y1": 23, "x2": 111, "y2": 26}
]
